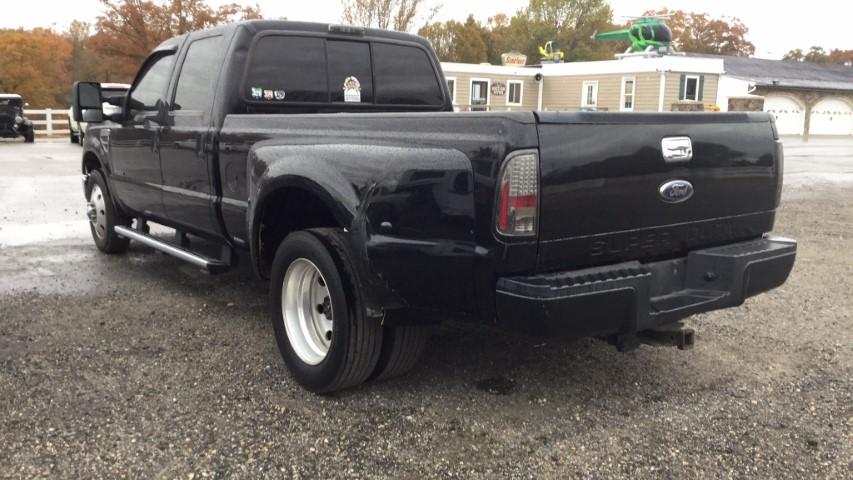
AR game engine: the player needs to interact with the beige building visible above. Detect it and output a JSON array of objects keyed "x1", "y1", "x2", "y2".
[
  {"x1": 442, "y1": 55, "x2": 852, "y2": 136},
  {"x1": 439, "y1": 63, "x2": 542, "y2": 112},
  {"x1": 441, "y1": 56, "x2": 724, "y2": 113}
]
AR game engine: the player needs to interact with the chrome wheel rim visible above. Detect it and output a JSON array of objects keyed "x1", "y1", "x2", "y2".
[
  {"x1": 87, "y1": 184, "x2": 107, "y2": 240},
  {"x1": 282, "y1": 258, "x2": 334, "y2": 365}
]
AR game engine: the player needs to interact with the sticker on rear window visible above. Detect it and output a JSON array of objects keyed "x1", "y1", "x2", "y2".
[
  {"x1": 263, "y1": 90, "x2": 274, "y2": 101},
  {"x1": 250, "y1": 87, "x2": 263, "y2": 100},
  {"x1": 343, "y1": 76, "x2": 361, "y2": 103},
  {"x1": 274, "y1": 90, "x2": 286, "y2": 101}
]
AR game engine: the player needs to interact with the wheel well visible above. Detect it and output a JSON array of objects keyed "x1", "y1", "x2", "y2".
[
  {"x1": 258, "y1": 188, "x2": 342, "y2": 277},
  {"x1": 82, "y1": 152, "x2": 101, "y2": 175}
]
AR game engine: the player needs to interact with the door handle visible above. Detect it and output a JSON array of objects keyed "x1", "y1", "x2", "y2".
[{"x1": 175, "y1": 139, "x2": 196, "y2": 150}]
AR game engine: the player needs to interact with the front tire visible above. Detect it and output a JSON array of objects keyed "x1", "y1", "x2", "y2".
[
  {"x1": 23, "y1": 130, "x2": 34, "y2": 143},
  {"x1": 85, "y1": 170, "x2": 130, "y2": 253},
  {"x1": 270, "y1": 229, "x2": 383, "y2": 393}
]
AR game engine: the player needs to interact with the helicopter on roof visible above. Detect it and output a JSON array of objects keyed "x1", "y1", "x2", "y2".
[{"x1": 594, "y1": 15, "x2": 674, "y2": 53}]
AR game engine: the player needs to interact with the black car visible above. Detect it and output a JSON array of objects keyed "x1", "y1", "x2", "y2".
[{"x1": 0, "y1": 94, "x2": 35, "y2": 142}]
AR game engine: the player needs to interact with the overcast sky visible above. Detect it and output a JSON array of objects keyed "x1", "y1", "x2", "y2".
[{"x1": 2, "y1": 0, "x2": 850, "y2": 59}]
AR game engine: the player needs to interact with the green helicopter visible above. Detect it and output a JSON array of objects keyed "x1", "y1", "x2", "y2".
[{"x1": 594, "y1": 15, "x2": 674, "y2": 53}]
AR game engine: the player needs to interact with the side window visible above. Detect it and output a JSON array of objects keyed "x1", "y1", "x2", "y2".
[
  {"x1": 327, "y1": 41, "x2": 373, "y2": 103},
  {"x1": 129, "y1": 53, "x2": 176, "y2": 113},
  {"x1": 173, "y1": 36, "x2": 224, "y2": 113},
  {"x1": 373, "y1": 43, "x2": 443, "y2": 105},
  {"x1": 244, "y1": 36, "x2": 328, "y2": 102}
]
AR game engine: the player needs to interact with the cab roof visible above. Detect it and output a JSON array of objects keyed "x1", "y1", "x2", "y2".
[
  {"x1": 153, "y1": 20, "x2": 432, "y2": 52},
  {"x1": 0, "y1": 94, "x2": 22, "y2": 99}
]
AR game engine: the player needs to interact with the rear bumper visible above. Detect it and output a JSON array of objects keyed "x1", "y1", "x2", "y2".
[{"x1": 495, "y1": 237, "x2": 796, "y2": 337}]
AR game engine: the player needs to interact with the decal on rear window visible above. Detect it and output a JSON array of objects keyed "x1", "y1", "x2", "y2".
[{"x1": 343, "y1": 76, "x2": 361, "y2": 103}]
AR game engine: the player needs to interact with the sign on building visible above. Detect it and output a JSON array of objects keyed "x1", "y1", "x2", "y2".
[
  {"x1": 501, "y1": 52, "x2": 527, "y2": 66},
  {"x1": 491, "y1": 83, "x2": 507, "y2": 96}
]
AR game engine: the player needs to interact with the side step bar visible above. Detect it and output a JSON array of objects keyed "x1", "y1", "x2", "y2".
[{"x1": 114, "y1": 225, "x2": 230, "y2": 274}]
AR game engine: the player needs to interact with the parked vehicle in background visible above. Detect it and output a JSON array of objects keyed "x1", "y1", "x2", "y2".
[
  {"x1": 73, "y1": 21, "x2": 796, "y2": 394},
  {"x1": 0, "y1": 94, "x2": 35, "y2": 142},
  {"x1": 68, "y1": 83, "x2": 129, "y2": 144}
]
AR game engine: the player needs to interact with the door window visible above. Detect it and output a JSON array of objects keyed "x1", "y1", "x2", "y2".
[
  {"x1": 681, "y1": 75, "x2": 700, "y2": 101},
  {"x1": 621, "y1": 77, "x2": 635, "y2": 111},
  {"x1": 173, "y1": 36, "x2": 224, "y2": 113},
  {"x1": 471, "y1": 80, "x2": 489, "y2": 110},
  {"x1": 581, "y1": 81, "x2": 598, "y2": 108},
  {"x1": 507, "y1": 81, "x2": 523, "y2": 106},
  {"x1": 128, "y1": 53, "x2": 176, "y2": 114},
  {"x1": 445, "y1": 78, "x2": 456, "y2": 104}
]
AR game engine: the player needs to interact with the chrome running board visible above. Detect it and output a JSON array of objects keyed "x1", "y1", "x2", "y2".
[{"x1": 114, "y1": 225, "x2": 230, "y2": 274}]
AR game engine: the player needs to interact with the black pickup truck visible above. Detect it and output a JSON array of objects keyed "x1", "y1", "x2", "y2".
[{"x1": 72, "y1": 21, "x2": 796, "y2": 393}]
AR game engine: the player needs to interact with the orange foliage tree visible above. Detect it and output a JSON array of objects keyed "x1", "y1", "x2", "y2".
[
  {"x1": 0, "y1": 28, "x2": 72, "y2": 108},
  {"x1": 91, "y1": 0, "x2": 262, "y2": 82},
  {"x1": 644, "y1": 9, "x2": 755, "y2": 56}
]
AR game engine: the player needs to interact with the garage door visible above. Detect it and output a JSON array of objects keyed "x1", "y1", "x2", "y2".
[
  {"x1": 810, "y1": 98, "x2": 853, "y2": 136},
  {"x1": 764, "y1": 96, "x2": 805, "y2": 135}
]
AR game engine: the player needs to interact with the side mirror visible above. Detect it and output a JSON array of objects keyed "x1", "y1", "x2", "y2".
[
  {"x1": 72, "y1": 81, "x2": 103, "y2": 122},
  {"x1": 82, "y1": 109, "x2": 104, "y2": 123}
]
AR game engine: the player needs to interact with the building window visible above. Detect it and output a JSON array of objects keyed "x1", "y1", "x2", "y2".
[
  {"x1": 680, "y1": 74, "x2": 701, "y2": 101},
  {"x1": 620, "y1": 77, "x2": 635, "y2": 112},
  {"x1": 581, "y1": 80, "x2": 598, "y2": 108},
  {"x1": 470, "y1": 78, "x2": 489, "y2": 111},
  {"x1": 445, "y1": 77, "x2": 456, "y2": 105},
  {"x1": 507, "y1": 80, "x2": 523, "y2": 106}
]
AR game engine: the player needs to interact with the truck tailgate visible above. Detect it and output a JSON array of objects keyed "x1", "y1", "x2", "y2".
[{"x1": 535, "y1": 112, "x2": 782, "y2": 270}]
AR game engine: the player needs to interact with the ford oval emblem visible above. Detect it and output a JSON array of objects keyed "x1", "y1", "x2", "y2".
[{"x1": 659, "y1": 180, "x2": 694, "y2": 203}]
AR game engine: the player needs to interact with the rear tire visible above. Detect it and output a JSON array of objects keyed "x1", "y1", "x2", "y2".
[
  {"x1": 270, "y1": 229, "x2": 383, "y2": 393},
  {"x1": 24, "y1": 130, "x2": 34, "y2": 143},
  {"x1": 369, "y1": 326, "x2": 430, "y2": 382},
  {"x1": 85, "y1": 170, "x2": 130, "y2": 254}
]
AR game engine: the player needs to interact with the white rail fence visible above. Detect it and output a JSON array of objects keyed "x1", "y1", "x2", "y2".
[{"x1": 24, "y1": 109, "x2": 70, "y2": 137}]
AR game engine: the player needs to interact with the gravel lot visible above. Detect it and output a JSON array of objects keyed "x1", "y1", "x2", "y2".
[{"x1": 1, "y1": 138, "x2": 851, "y2": 478}]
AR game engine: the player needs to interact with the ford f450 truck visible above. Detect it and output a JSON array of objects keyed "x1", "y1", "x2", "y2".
[{"x1": 72, "y1": 21, "x2": 796, "y2": 393}]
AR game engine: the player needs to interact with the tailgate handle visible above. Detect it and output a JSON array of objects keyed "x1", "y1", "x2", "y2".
[{"x1": 661, "y1": 136, "x2": 693, "y2": 163}]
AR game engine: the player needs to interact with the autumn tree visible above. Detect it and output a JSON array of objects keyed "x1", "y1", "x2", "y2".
[
  {"x1": 91, "y1": 0, "x2": 262, "y2": 81},
  {"x1": 421, "y1": 0, "x2": 620, "y2": 65},
  {"x1": 0, "y1": 28, "x2": 72, "y2": 108},
  {"x1": 784, "y1": 46, "x2": 853, "y2": 65},
  {"x1": 828, "y1": 49, "x2": 853, "y2": 65},
  {"x1": 644, "y1": 9, "x2": 755, "y2": 56},
  {"x1": 341, "y1": 0, "x2": 439, "y2": 32},
  {"x1": 418, "y1": 15, "x2": 489, "y2": 63}
]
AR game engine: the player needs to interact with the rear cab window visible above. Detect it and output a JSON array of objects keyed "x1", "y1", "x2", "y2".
[{"x1": 242, "y1": 33, "x2": 446, "y2": 110}]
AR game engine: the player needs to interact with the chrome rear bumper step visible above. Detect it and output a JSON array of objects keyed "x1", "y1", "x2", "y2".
[{"x1": 114, "y1": 225, "x2": 230, "y2": 274}]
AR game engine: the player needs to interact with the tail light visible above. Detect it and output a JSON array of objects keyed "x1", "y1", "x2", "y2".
[{"x1": 496, "y1": 150, "x2": 538, "y2": 236}]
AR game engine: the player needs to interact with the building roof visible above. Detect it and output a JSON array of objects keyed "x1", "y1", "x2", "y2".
[
  {"x1": 440, "y1": 62, "x2": 541, "y2": 77},
  {"x1": 693, "y1": 54, "x2": 853, "y2": 92},
  {"x1": 539, "y1": 55, "x2": 724, "y2": 77}
]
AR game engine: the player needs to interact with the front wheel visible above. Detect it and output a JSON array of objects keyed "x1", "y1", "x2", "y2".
[
  {"x1": 270, "y1": 229, "x2": 383, "y2": 393},
  {"x1": 85, "y1": 170, "x2": 130, "y2": 253},
  {"x1": 23, "y1": 130, "x2": 34, "y2": 143}
]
